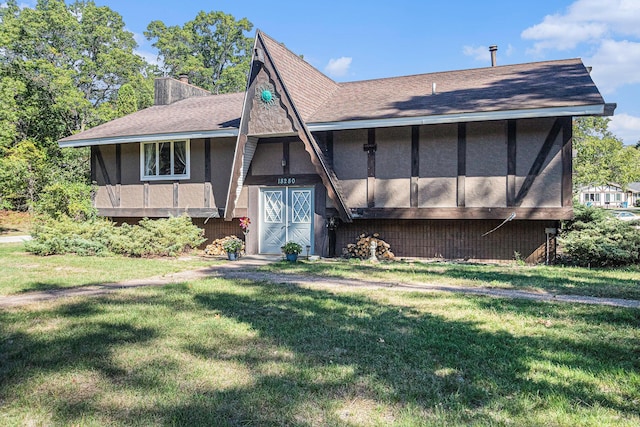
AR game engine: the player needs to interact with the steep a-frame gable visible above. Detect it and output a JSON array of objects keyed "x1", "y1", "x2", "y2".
[{"x1": 224, "y1": 30, "x2": 352, "y2": 222}]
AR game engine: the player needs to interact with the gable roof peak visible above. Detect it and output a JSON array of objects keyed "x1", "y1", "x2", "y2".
[{"x1": 256, "y1": 30, "x2": 340, "y2": 121}]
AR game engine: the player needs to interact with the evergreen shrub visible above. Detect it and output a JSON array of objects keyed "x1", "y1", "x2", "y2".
[{"x1": 559, "y1": 205, "x2": 640, "y2": 267}]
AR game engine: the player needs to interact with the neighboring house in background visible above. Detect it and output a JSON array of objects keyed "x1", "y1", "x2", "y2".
[
  {"x1": 578, "y1": 183, "x2": 640, "y2": 208},
  {"x1": 59, "y1": 31, "x2": 614, "y2": 263}
]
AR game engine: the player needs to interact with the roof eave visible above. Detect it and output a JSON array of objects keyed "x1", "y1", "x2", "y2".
[
  {"x1": 58, "y1": 128, "x2": 240, "y2": 148},
  {"x1": 308, "y1": 104, "x2": 607, "y2": 132},
  {"x1": 59, "y1": 104, "x2": 607, "y2": 148}
]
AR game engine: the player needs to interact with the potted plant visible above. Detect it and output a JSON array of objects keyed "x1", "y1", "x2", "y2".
[
  {"x1": 222, "y1": 236, "x2": 243, "y2": 261},
  {"x1": 282, "y1": 241, "x2": 303, "y2": 262}
]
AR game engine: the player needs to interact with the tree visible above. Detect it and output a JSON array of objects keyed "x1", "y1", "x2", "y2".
[
  {"x1": 573, "y1": 117, "x2": 640, "y2": 189},
  {"x1": 0, "y1": 0, "x2": 154, "y2": 209},
  {"x1": 145, "y1": 10, "x2": 253, "y2": 94}
]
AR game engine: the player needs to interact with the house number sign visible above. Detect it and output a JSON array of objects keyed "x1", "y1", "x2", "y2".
[{"x1": 277, "y1": 177, "x2": 296, "y2": 185}]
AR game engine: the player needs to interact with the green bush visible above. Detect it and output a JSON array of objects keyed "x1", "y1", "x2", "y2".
[
  {"x1": 559, "y1": 205, "x2": 640, "y2": 267},
  {"x1": 25, "y1": 216, "x2": 112, "y2": 256},
  {"x1": 110, "y1": 216, "x2": 206, "y2": 257},
  {"x1": 26, "y1": 214, "x2": 205, "y2": 257}
]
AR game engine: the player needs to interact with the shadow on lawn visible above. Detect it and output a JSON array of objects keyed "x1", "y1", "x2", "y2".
[
  {"x1": 178, "y1": 283, "x2": 638, "y2": 425},
  {"x1": 0, "y1": 282, "x2": 638, "y2": 425},
  {"x1": 275, "y1": 261, "x2": 640, "y2": 299}
]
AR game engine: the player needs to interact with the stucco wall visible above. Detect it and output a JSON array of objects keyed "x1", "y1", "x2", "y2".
[
  {"x1": 375, "y1": 127, "x2": 411, "y2": 207},
  {"x1": 211, "y1": 137, "x2": 235, "y2": 209},
  {"x1": 419, "y1": 123, "x2": 458, "y2": 207},
  {"x1": 333, "y1": 129, "x2": 368, "y2": 207},
  {"x1": 290, "y1": 141, "x2": 316, "y2": 174},
  {"x1": 251, "y1": 141, "x2": 282, "y2": 175},
  {"x1": 120, "y1": 143, "x2": 140, "y2": 184},
  {"x1": 466, "y1": 121, "x2": 507, "y2": 207},
  {"x1": 516, "y1": 118, "x2": 562, "y2": 207}
]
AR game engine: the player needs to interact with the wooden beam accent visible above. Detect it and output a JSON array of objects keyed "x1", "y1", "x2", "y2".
[
  {"x1": 115, "y1": 144, "x2": 121, "y2": 208},
  {"x1": 115, "y1": 144, "x2": 122, "y2": 184},
  {"x1": 143, "y1": 182, "x2": 149, "y2": 208},
  {"x1": 94, "y1": 146, "x2": 117, "y2": 208},
  {"x1": 283, "y1": 140, "x2": 290, "y2": 175},
  {"x1": 204, "y1": 138, "x2": 211, "y2": 181},
  {"x1": 90, "y1": 146, "x2": 97, "y2": 183},
  {"x1": 515, "y1": 118, "x2": 563, "y2": 206},
  {"x1": 364, "y1": 128, "x2": 376, "y2": 208},
  {"x1": 353, "y1": 207, "x2": 574, "y2": 220},
  {"x1": 204, "y1": 138, "x2": 213, "y2": 208},
  {"x1": 98, "y1": 207, "x2": 226, "y2": 218},
  {"x1": 507, "y1": 120, "x2": 517, "y2": 206},
  {"x1": 561, "y1": 117, "x2": 573, "y2": 207},
  {"x1": 173, "y1": 182, "x2": 179, "y2": 208},
  {"x1": 411, "y1": 125, "x2": 419, "y2": 208},
  {"x1": 457, "y1": 123, "x2": 466, "y2": 207}
]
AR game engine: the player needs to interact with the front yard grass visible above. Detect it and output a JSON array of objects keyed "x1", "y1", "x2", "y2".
[
  {"x1": 0, "y1": 243, "x2": 214, "y2": 296},
  {"x1": 260, "y1": 259, "x2": 640, "y2": 300},
  {"x1": 1, "y1": 277, "x2": 638, "y2": 426}
]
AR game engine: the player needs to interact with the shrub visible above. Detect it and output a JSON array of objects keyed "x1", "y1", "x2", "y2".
[
  {"x1": 26, "y1": 214, "x2": 205, "y2": 257},
  {"x1": 559, "y1": 205, "x2": 640, "y2": 267},
  {"x1": 25, "y1": 216, "x2": 112, "y2": 256}
]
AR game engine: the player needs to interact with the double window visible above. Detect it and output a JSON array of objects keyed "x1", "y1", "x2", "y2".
[{"x1": 141, "y1": 140, "x2": 189, "y2": 180}]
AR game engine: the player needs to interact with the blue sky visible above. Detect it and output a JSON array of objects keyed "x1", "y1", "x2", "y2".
[{"x1": 19, "y1": 1, "x2": 640, "y2": 144}]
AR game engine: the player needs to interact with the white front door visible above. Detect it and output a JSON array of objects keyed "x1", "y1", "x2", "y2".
[{"x1": 259, "y1": 187, "x2": 314, "y2": 254}]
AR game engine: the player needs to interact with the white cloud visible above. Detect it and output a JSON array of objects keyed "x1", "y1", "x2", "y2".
[
  {"x1": 586, "y1": 39, "x2": 640, "y2": 93},
  {"x1": 463, "y1": 45, "x2": 489, "y2": 62},
  {"x1": 609, "y1": 113, "x2": 640, "y2": 145},
  {"x1": 521, "y1": 0, "x2": 640, "y2": 54},
  {"x1": 463, "y1": 44, "x2": 513, "y2": 64},
  {"x1": 324, "y1": 57, "x2": 352, "y2": 78}
]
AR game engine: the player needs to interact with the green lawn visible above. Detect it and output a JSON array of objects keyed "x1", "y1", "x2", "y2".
[
  {"x1": 1, "y1": 277, "x2": 638, "y2": 426},
  {"x1": 1, "y1": 249, "x2": 639, "y2": 425},
  {"x1": 260, "y1": 259, "x2": 640, "y2": 300},
  {"x1": 0, "y1": 243, "x2": 215, "y2": 295}
]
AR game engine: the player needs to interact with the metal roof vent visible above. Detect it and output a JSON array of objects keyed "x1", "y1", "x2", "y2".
[{"x1": 489, "y1": 45, "x2": 498, "y2": 67}]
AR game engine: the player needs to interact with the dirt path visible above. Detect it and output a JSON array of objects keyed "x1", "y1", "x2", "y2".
[{"x1": 1, "y1": 256, "x2": 639, "y2": 309}]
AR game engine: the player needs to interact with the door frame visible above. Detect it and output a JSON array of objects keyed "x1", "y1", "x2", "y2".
[{"x1": 258, "y1": 186, "x2": 314, "y2": 254}]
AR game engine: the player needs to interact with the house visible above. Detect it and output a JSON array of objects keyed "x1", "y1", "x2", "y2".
[
  {"x1": 59, "y1": 31, "x2": 614, "y2": 263},
  {"x1": 578, "y1": 183, "x2": 640, "y2": 208}
]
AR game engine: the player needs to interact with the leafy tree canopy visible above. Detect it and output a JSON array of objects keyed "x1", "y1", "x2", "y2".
[
  {"x1": 145, "y1": 10, "x2": 253, "y2": 94},
  {"x1": 573, "y1": 117, "x2": 640, "y2": 189},
  {"x1": 0, "y1": 0, "x2": 155, "y2": 209}
]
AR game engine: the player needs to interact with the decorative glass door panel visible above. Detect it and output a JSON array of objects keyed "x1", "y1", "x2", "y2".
[{"x1": 259, "y1": 187, "x2": 314, "y2": 254}]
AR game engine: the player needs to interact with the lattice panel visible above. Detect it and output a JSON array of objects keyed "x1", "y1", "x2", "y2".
[
  {"x1": 264, "y1": 191, "x2": 283, "y2": 223},
  {"x1": 291, "y1": 190, "x2": 311, "y2": 223}
]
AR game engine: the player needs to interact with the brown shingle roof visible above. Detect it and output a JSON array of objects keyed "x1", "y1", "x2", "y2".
[
  {"x1": 60, "y1": 92, "x2": 243, "y2": 143},
  {"x1": 259, "y1": 32, "x2": 340, "y2": 121},
  {"x1": 310, "y1": 58, "x2": 604, "y2": 123},
  {"x1": 60, "y1": 35, "x2": 606, "y2": 146}
]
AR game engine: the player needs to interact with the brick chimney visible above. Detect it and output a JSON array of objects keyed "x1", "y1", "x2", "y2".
[{"x1": 153, "y1": 76, "x2": 210, "y2": 105}]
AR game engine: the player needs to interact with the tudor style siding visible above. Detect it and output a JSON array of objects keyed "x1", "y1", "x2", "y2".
[
  {"x1": 93, "y1": 137, "x2": 236, "y2": 217},
  {"x1": 330, "y1": 117, "x2": 570, "y2": 215}
]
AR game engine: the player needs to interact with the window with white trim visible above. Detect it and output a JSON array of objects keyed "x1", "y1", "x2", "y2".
[{"x1": 140, "y1": 140, "x2": 190, "y2": 180}]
